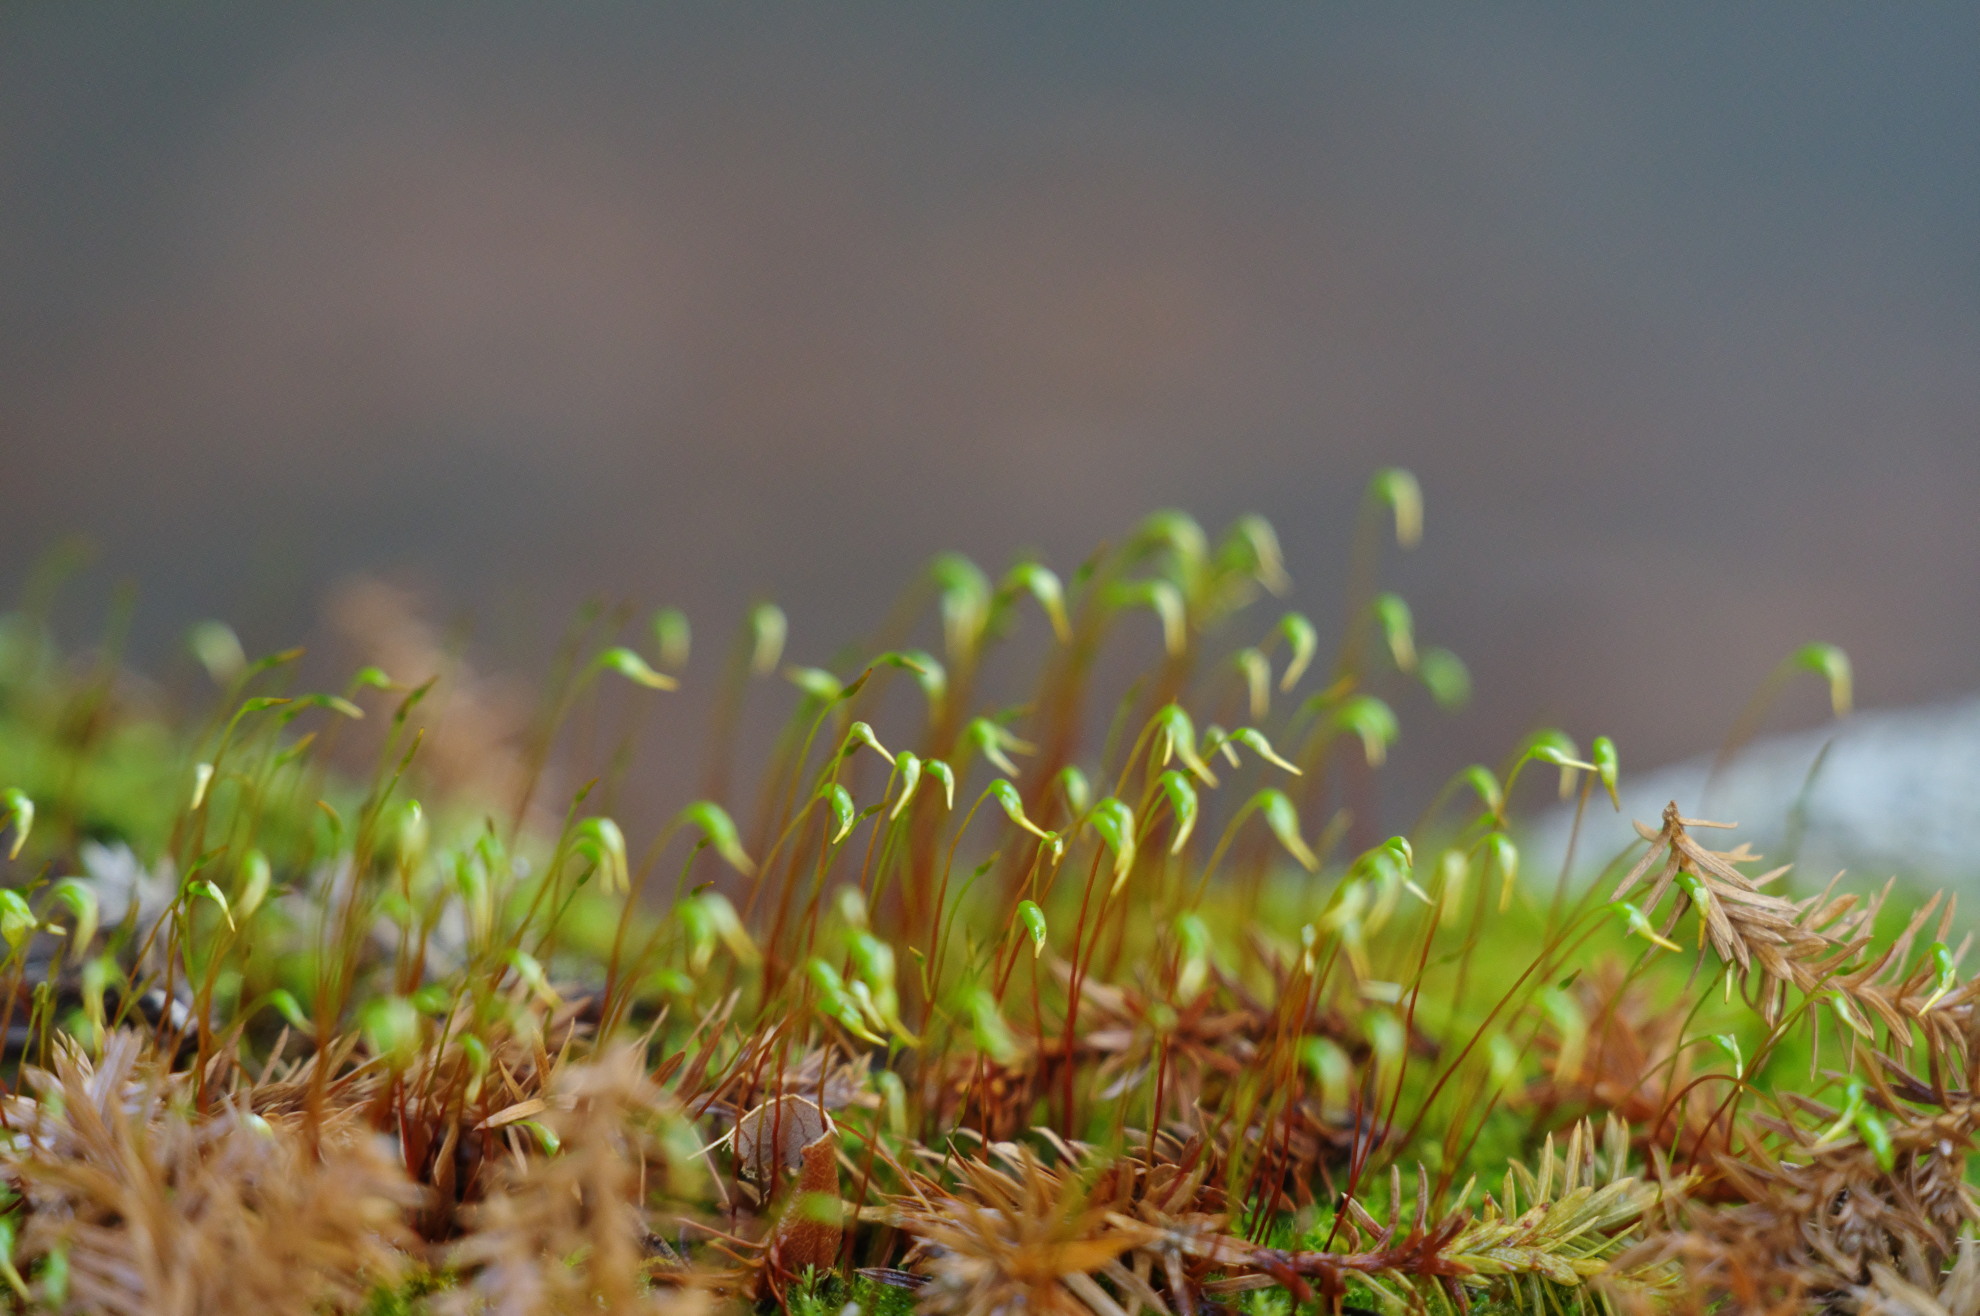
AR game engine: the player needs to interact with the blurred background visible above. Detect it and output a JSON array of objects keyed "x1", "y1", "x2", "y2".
[{"x1": 3, "y1": 6, "x2": 1977, "y2": 830}]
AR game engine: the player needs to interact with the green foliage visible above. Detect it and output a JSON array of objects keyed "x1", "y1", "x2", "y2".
[{"x1": 783, "y1": 1272, "x2": 918, "y2": 1316}]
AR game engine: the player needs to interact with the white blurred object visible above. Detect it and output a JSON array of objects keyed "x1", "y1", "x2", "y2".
[
  {"x1": 1525, "y1": 698, "x2": 1980, "y2": 889},
  {"x1": 79, "y1": 840, "x2": 177, "y2": 930}
]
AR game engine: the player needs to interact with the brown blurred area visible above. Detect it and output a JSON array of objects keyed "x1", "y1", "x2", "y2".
[{"x1": 2, "y1": 6, "x2": 1977, "y2": 819}]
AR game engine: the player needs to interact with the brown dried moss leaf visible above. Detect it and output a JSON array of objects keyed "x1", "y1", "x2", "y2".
[
  {"x1": 444, "y1": 1047, "x2": 711, "y2": 1316},
  {"x1": 7, "y1": 1032, "x2": 418, "y2": 1316}
]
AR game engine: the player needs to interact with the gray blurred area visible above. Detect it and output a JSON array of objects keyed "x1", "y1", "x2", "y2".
[
  {"x1": 1531, "y1": 698, "x2": 1980, "y2": 895},
  {"x1": 3, "y1": 7, "x2": 1978, "y2": 821}
]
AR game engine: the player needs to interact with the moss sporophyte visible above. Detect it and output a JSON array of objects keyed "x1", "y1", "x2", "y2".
[{"x1": 0, "y1": 471, "x2": 1953, "y2": 1314}]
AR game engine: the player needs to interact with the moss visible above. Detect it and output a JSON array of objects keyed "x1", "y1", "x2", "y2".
[
  {"x1": 781, "y1": 1271, "x2": 920, "y2": 1316},
  {"x1": 0, "y1": 481, "x2": 1945, "y2": 1313}
]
